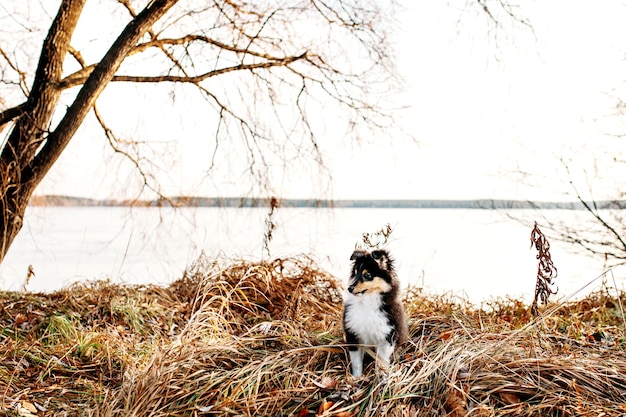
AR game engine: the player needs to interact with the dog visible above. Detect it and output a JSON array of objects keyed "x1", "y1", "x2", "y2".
[{"x1": 342, "y1": 249, "x2": 408, "y2": 377}]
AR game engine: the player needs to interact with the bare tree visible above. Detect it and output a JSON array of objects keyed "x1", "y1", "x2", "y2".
[{"x1": 0, "y1": 0, "x2": 402, "y2": 264}]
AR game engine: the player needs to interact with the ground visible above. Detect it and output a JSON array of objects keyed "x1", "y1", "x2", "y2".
[{"x1": 1, "y1": 255, "x2": 626, "y2": 416}]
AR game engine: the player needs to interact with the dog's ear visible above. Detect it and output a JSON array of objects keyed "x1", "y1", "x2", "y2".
[
  {"x1": 371, "y1": 249, "x2": 392, "y2": 271},
  {"x1": 350, "y1": 250, "x2": 367, "y2": 260}
]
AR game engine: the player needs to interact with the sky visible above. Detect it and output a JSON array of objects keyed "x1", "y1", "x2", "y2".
[
  {"x1": 3, "y1": 0, "x2": 626, "y2": 296},
  {"x1": 29, "y1": 0, "x2": 626, "y2": 202},
  {"x1": 384, "y1": 1, "x2": 626, "y2": 202}
]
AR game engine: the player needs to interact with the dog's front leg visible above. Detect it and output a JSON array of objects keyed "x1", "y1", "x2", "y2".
[
  {"x1": 349, "y1": 348, "x2": 364, "y2": 377},
  {"x1": 376, "y1": 342, "x2": 395, "y2": 371}
]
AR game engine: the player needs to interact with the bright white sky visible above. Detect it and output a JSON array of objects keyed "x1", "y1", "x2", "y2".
[
  {"x1": 35, "y1": 0, "x2": 626, "y2": 202},
  {"x1": 383, "y1": 1, "x2": 626, "y2": 202}
]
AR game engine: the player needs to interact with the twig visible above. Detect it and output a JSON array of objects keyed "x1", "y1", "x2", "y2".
[{"x1": 358, "y1": 223, "x2": 392, "y2": 250}]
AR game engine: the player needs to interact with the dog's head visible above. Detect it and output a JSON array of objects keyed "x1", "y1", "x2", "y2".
[{"x1": 348, "y1": 249, "x2": 395, "y2": 296}]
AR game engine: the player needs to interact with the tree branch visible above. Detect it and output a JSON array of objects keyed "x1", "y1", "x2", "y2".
[
  {"x1": 23, "y1": 0, "x2": 179, "y2": 186},
  {"x1": 0, "y1": 103, "x2": 27, "y2": 131},
  {"x1": 92, "y1": 104, "x2": 167, "y2": 200},
  {"x1": 59, "y1": 52, "x2": 306, "y2": 88},
  {"x1": 0, "y1": 46, "x2": 30, "y2": 96},
  {"x1": 117, "y1": 0, "x2": 191, "y2": 78},
  {"x1": 563, "y1": 161, "x2": 626, "y2": 261}
]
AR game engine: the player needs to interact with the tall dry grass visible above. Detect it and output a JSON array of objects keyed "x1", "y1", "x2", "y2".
[{"x1": 1, "y1": 254, "x2": 626, "y2": 416}]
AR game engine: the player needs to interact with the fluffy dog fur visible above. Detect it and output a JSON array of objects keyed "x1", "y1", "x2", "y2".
[{"x1": 342, "y1": 249, "x2": 408, "y2": 377}]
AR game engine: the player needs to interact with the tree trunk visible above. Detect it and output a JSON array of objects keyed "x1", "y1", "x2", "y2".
[
  {"x1": 0, "y1": 0, "x2": 86, "y2": 262},
  {"x1": 0, "y1": 0, "x2": 178, "y2": 264}
]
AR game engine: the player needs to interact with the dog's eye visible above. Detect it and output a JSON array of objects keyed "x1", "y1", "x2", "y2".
[{"x1": 363, "y1": 272, "x2": 372, "y2": 280}]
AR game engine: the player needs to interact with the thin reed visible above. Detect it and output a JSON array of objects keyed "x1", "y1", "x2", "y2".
[{"x1": 1, "y1": 255, "x2": 626, "y2": 416}]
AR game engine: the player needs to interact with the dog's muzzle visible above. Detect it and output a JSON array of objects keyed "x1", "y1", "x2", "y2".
[{"x1": 348, "y1": 285, "x2": 365, "y2": 295}]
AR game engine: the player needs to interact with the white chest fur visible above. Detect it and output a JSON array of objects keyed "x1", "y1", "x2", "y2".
[{"x1": 343, "y1": 292, "x2": 393, "y2": 345}]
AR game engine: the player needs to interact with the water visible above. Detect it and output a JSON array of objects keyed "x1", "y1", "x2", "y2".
[{"x1": 0, "y1": 206, "x2": 620, "y2": 303}]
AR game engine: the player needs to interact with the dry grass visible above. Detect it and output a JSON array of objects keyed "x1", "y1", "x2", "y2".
[{"x1": 1, "y1": 254, "x2": 626, "y2": 416}]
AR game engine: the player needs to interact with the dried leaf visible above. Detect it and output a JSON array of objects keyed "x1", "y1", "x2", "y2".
[
  {"x1": 312, "y1": 377, "x2": 337, "y2": 390},
  {"x1": 500, "y1": 392, "x2": 521, "y2": 405},
  {"x1": 318, "y1": 399, "x2": 333, "y2": 415},
  {"x1": 444, "y1": 387, "x2": 468, "y2": 417},
  {"x1": 296, "y1": 408, "x2": 310, "y2": 417},
  {"x1": 440, "y1": 330, "x2": 454, "y2": 341},
  {"x1": 14, "y1": 313, "x2": 28, "y2": 326},
  {"x1": 21, "y1": 401, "x2": 38, "y2": 413},
  {"x1": 17, "y1": 401, "x2": 37, "y2": 417}
]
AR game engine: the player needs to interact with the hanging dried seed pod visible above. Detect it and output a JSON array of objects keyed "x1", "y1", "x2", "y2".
[{"x1": 530, "y1": 222, "x2": 558, "y2": 316}]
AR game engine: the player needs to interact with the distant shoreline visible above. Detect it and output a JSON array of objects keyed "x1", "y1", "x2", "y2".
[{"x1": 28, "y1": 195, "x2": 626, "y2": 210}]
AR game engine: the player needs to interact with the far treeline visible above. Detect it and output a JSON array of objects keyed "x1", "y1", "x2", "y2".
[{"x1": 28, "y1": 195, "x2": 626, "y2": 209}]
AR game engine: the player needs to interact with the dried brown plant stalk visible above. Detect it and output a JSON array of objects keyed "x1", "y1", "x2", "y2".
[
  {"x1": 530, "y1": 222, "x2": 558, "y2": 316},
  {"x1": 359, "y1": 223, "x2": 393, "y2": 250},
  {"x1": 263, "y1": 197, "x2": 280, "y2": 257}
]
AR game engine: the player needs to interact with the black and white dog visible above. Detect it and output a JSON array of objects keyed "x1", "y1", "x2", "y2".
[{"x1": 342, "y1": 249, "x2": 408, "y2": 377}]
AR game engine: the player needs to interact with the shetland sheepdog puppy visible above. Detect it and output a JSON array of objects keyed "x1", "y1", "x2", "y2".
[{"x1": 342, "y1": 249, "x2": 408, "y2": 377}]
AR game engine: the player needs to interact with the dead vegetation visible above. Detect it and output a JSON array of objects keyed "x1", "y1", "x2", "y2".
[
  {"x1": 530, "y1": 222, "x2": 558, "y2": 316},
  {"x1": 1, "y1": 254, "x2": 626, "y2": 416}
]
